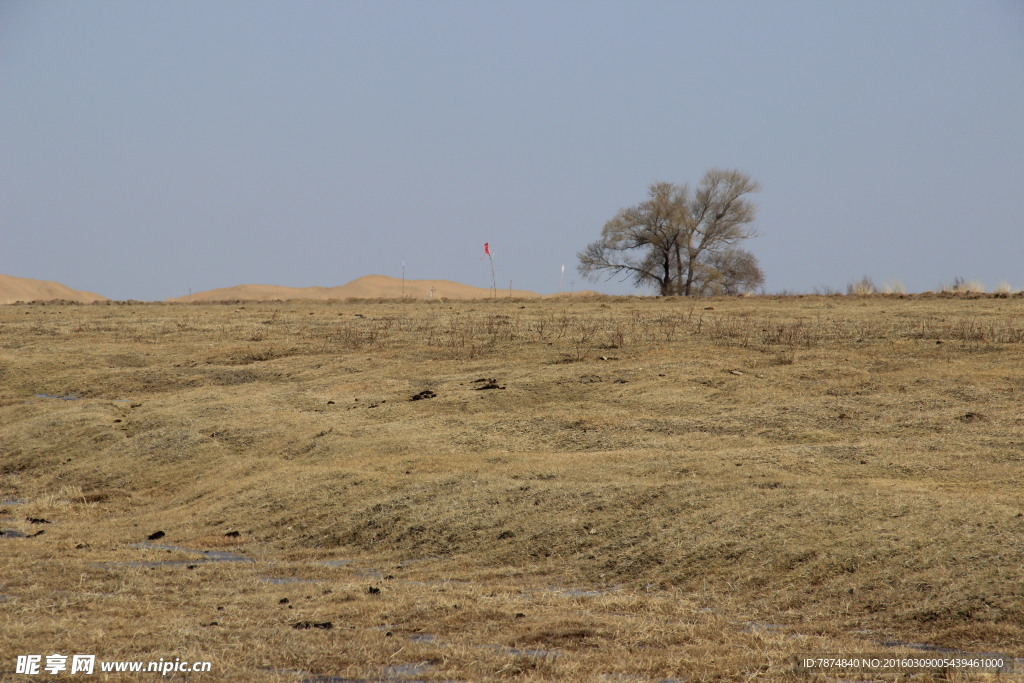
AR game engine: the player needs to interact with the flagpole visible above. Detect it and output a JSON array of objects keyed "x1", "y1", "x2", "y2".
[{"x1": 484, "y1": 243, "x2": 496, "y2": 298}]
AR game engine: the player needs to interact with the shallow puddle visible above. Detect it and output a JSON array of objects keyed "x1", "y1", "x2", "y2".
[
  {"x1": 98, "y1": 559, "x2": 206, "y2": 569},
  {"x1": 381, "y1": 662, "x2": 430, "y2": 678},
  {"x1": 547, "y1": 585, "x2": 622, "y2": 598},
  {"x1": 742, "y1": 621, "x2": 786, "y2": 633},
  {"x1": 121, "y1": 542, "x2": 254, "y2": 563},
  {"x1": 32, "y1": 393, "x2": 134, "y2": 403},
  {"x1": 502, "y1": 646, "x2": 560, "y2": 658}
]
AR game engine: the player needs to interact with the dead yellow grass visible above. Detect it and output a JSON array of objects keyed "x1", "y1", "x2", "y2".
[{"x1": 1, "y1": 295, "x2": 1022, "y2": 680}]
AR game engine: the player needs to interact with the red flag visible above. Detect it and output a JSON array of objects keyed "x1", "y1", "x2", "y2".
[{"x1": 483, "y1": 242, "x2": 491, "y2": 256}]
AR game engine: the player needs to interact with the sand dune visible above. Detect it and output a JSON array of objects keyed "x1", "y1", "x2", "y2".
[
  {"x1": 170, "y1": 275, "x2": 547, "y2": 302},
  {"x1": 0, "y1": 272, "x2": 603, "y2": 304},
  {"x1": 0, "y1": 274, "x2": 108, "y2": 305}
]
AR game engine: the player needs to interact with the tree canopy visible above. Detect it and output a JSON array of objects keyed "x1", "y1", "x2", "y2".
[{"x1": 578, "y1": 169, "x2": 762, "y2": 296}]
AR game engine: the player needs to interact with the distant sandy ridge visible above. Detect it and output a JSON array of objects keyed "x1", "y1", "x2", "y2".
[
  {"x1": 0, "y1": 273, "x2": 599, "y2": 304},
  {"x1": 0, "y1": 274, "x2": 108, "y2": 305},
  {"x1": 169, "y1": 275, "x2": 599, "y2": 302}
]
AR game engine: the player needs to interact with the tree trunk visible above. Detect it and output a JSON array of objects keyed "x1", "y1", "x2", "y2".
[
  {"x1": 661, "y1": 250, "x2": 673, "y2": 296},
  {"x1": 674, "y1": 243, "x2": 684, "y2": 296},
  {"x1": 683, "y1": 254, "x2": 697, "y2": 296}
]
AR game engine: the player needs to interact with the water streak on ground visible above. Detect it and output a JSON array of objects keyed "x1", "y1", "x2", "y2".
[{"x1": 123, "y1": 542, "x2": 254, "y2": 563}]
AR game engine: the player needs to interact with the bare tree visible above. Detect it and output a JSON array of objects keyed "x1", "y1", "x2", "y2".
[
  {"x1": 577, "y1": 182, "x2": 683, "y2": 295},
  {"x1": 578, "y1": 169, "x2": 761, "y2": 296},
  {"x1": 699, "y1": 248, "x2": 765, "y2": 295}
]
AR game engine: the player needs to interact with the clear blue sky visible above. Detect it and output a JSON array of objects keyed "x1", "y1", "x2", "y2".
[{"x1": 2, "y1": 1, "x2": 1022, "y2": 300}]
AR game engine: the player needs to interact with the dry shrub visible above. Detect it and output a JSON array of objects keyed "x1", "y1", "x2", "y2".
[{"x1": 846, "y1": 275, "x2": 876, "y2": 296}]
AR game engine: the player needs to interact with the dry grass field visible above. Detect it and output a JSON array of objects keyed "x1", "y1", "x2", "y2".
[{"x1": 2, "y1": 294, "x2": 1023, "y2": 681}]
